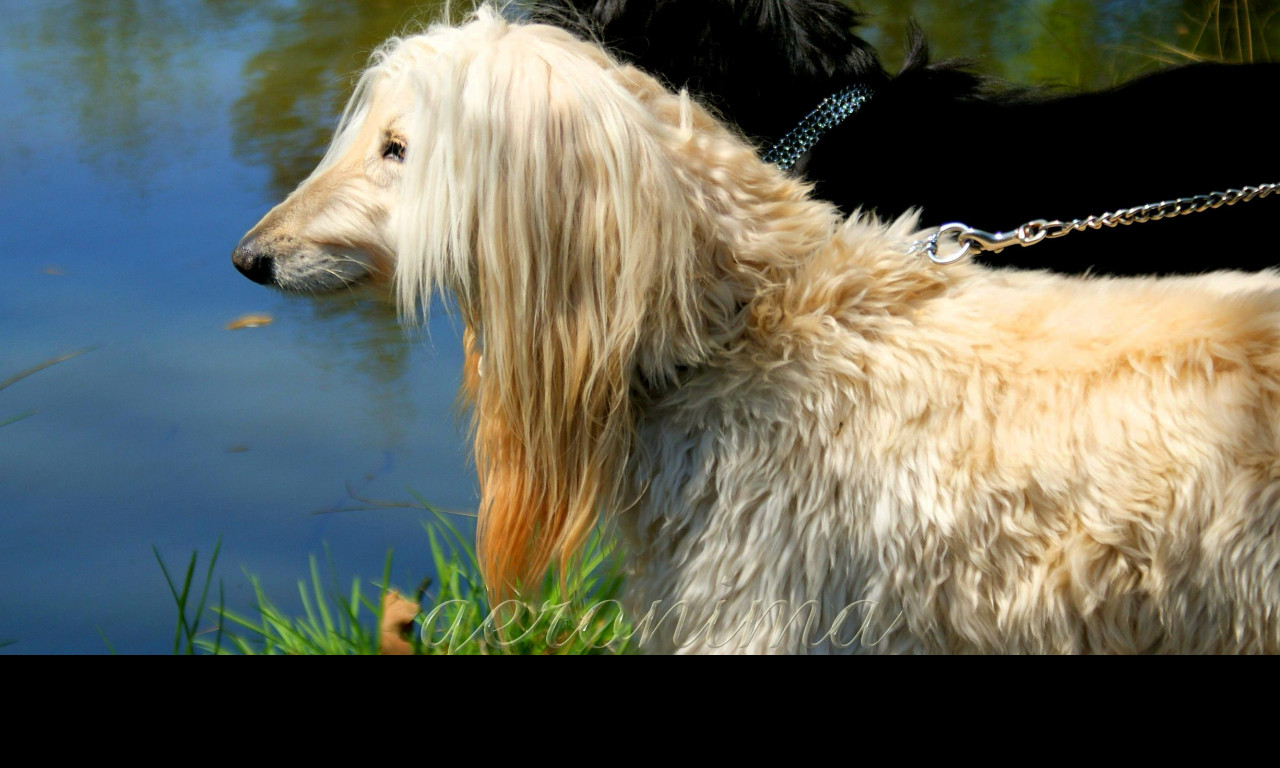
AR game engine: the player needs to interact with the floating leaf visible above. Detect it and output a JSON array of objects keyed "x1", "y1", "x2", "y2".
[{"x1": 225, "y1": 313, "x2": 274, "y2": 330}]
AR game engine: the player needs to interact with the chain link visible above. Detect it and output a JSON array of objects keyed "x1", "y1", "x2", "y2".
[{"x1": 910, "y1": 182, "x2": 1280, "y2": 265}]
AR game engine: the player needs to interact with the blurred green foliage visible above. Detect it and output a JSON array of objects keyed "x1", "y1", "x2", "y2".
[
  {"x1": 7, "y1": 0, "x2": 1275, "y2": 196},
  {"x1": 861, "y1": 0, "x2": 1278, "y2": 88}
]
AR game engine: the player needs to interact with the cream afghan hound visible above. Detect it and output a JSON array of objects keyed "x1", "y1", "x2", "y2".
[{"x1": 233, "y1": 6, "x2": 1280, "y2": 653}]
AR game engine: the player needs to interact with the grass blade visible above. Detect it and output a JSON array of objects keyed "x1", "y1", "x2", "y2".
[
  {"x1": 0, "y1": 411, "x2": 36, "y2": 427},
  {"x1": 0, "y1": 347, "x2": 98, "y2": 392}
]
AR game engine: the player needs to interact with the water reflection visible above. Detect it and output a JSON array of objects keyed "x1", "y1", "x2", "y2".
[
  {"x1": 13, "y1": 0, "x2": 1274, "y2": 196},
  {"x1": 231, "y1": 1, "x2": 446, "y2": 197},
  {"x1": 6, "y1": 1, "x2": 255, "y2": 182},
  {"x1": 226, "y1": 0, "x2": 1276, "y2": 199}
]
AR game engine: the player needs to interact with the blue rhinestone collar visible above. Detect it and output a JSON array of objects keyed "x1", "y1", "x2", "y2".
[{"x1": 761, "y1": 83, "x2": 874, "y2": 173}]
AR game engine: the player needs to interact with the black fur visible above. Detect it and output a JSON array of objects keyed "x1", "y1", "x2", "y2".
[
  {"x1": 530, "y1": 0, "x2": 1280, "y2": 275},
  {"x1": 531, "y1": 0, "x2": 884, "y2": 141}
]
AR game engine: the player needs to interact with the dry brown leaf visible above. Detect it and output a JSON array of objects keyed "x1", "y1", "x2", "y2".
[{"x1": 379, "y1": 590, "x2": 421, "y2": 655}]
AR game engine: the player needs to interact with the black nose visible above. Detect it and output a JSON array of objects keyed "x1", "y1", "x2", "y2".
[{"x1": 232, "y1": 239, "x2": 275, "y2": 285}]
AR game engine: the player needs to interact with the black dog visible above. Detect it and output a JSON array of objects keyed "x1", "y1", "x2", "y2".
[{"x1": 530, "y1": 0, "x2": 1280, "y2": 275}]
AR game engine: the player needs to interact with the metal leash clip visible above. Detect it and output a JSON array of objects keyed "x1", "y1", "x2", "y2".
[{"x1": 912, "y1": 220, "x2": 1051, "y2": 264}]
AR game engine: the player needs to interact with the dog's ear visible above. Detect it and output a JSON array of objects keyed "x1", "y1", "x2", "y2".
[{"x1": 397, "y1": 23, "x2": 709, "y2": 596}]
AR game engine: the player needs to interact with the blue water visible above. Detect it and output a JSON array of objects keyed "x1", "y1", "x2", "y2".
[
  {"x1": 1, "y1": 0, "x2": 1270, "y2": 653},
  {"x1": 1, "y1": 0, "x2": 473, "y2": 653}
]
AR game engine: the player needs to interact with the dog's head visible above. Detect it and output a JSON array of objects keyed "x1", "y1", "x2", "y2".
[
  {"x1": 233, "y1": 6, "x2": 834, "y2": 596},
  {"x1": 230, "y1": 37, "x2": 419, "y2": 293}
]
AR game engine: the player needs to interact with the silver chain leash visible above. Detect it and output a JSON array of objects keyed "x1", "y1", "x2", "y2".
[{"x1": 910, "y1": 182, "x2": 1280, "y2": 264}]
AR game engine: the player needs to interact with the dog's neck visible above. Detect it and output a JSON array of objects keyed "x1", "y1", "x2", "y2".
[{"x1": 668, "y1": 111, "x2": 957, "y2": 372}]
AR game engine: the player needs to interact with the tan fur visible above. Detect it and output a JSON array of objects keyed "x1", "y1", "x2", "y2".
[{"x1": 238, "y1": 7, "x2": 1280, "y2": 651}]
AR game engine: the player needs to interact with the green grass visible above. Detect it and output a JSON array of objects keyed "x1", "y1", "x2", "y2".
[
  {"x1": 210, "y1": 550, "x2": 394, "y2": 655},
  {"x1": 156, "y1": 505, "x2": 632, "y2": 655},
  {"x1": 414, "y1": 503, "x2": 632, "y2": 655},
  {"x1": 155, "y1": 538, "x2": 226, "y2": 655}
]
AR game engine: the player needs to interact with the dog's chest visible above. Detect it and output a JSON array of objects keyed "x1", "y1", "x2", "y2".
[{"x1": 616, "y1": 383, "x2": 922, "y2": 653}]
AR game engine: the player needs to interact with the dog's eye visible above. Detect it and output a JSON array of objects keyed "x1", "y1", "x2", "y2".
[{"x1": 383, "y1": 139, "x2": 406, "y2": 162}]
